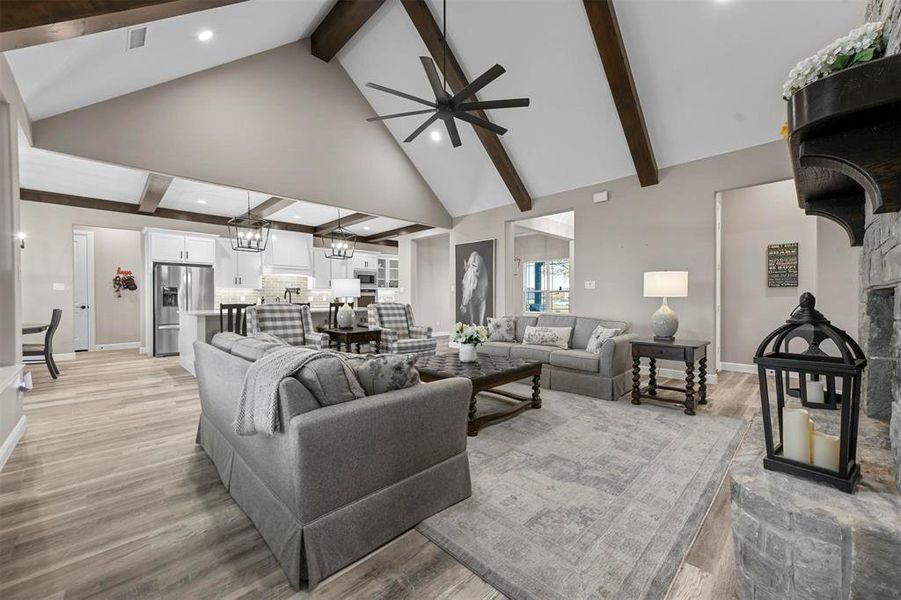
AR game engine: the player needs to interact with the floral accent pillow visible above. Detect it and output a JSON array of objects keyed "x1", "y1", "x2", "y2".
[
  {"x1": 350, "y1": 354, "x2": 421, "y2": 396},
  {"x1": 522, "y1": 326, "x2": 571, "y2": 349},
  {"x1": 586, "y1": 325, "x2": 620, "y2": 354},
  {"x1": 487, "y1": 316, "x2": 516, "y2": 342}
]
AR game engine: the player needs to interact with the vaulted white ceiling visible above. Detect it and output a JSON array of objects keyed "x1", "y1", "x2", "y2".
[
  {"x1": 4, "y1": 0, "x2": 332, "y2": 120},
  {"x1": 5, "y1": 0, "x2": 867, "y2": 218}
]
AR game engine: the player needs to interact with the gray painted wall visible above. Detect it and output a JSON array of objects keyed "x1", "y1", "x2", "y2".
[
  {"x1": 19, "y1": 201, "x2": 230, "y2": 354},
  {"x1": 413, "y1": 233, "x2": 451, "y2": 334},
  {"x1": 720, "y1": 179, "x2": 858, "y2": 365},
  {"x1": 30, "y1": 40, "x2": 451, "y2": 228},
  {"x1": 446, "y1": 139, "x2": 796, "y2": 368}
]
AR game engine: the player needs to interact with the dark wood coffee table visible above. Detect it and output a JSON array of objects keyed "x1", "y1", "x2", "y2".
[
  {"x1": 416, "y1": 353, "x2": 542, "y2": 436},
  {"x1": 323, "y1": 326, "x2": 381, "y2": 353}
]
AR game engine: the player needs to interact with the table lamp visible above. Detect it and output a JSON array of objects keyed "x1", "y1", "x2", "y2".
[
  {"x1": 643, "y1": 271, "x2": 688, "y2": 340},
  {"x1": 332, "y1": 278, "x2": 361, "y2": 328}
]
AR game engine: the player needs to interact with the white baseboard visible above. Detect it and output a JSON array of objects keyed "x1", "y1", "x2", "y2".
[
  {"x1": 0, "y1": 415, "x2": 26, "y2": 472},
  {"x1": 433, "y1": 331, "x2": 450, "y2": 338},
  {"x1": 94, "y1": 342, "x2": 141, "y2": 351},
  {"x1": 640, "y1": 364, "x2": 718, "y2": 385},
  {"x1": 139, "y1": 346, "x2": 147, "y2": 355},
  {"x1": 720, "y1": 362, "x2": 757, "y2": 374},
  {"x1": 23, "y1": 352, "x2": 76, "y2": 364}
]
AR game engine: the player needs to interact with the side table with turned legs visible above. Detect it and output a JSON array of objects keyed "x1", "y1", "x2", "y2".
[{"x1": 629, "y1": 338, "x2": 710, "y2": 415}]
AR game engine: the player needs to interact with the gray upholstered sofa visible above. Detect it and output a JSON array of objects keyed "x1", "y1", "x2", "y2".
[
  {"x1": 477, "y1": 314, "x2": 638, "y2": 400},
  {"x1": 193, "y1": 338, "x2": 472, "y2": 589}
]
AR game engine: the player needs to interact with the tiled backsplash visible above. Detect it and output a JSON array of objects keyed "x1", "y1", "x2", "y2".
[{"x1": 215, "y1": 275, "x2": 311, "y2": 305}]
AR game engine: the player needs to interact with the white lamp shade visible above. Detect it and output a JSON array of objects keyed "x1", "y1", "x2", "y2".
[
  {"x1": 644, "y1": 271, "x2": 688, "y2": 298},
  {"x1": 332, "y1": 278, "x2": 361, "y2": 299}
]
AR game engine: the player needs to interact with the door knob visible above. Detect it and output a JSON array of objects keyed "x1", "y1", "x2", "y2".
[{"x1": 80, "y1": 305, "x2": 86, "y2": 309}]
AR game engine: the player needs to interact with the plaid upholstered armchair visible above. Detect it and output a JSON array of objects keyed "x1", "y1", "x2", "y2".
[
  {"x1": 367, "y1": 303, "x2": 437, "y2": 357},
  {"x1": 244, "y1": 304, "x2": 329, "y2": 350}
]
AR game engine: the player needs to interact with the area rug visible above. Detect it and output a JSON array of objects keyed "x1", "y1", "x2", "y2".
[{"x1": 417, "y1": 385, "x2": 747, "y2": 600}]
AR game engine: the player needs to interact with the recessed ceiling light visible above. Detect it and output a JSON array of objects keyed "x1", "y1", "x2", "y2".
[
  {"x1": 293, "y1": 215, "x2": 302, "y2": 219},
  {"x1": 197, "y1": 199, "x2": 207, "y2": 204},
  {"x1": 363, "y1": 226, "x2": 371, "y2": 231},
  {"x1": 197, "y1": 30, "x2": 214, "y2": 42},
  {"x1": 430, "y1": 130, "x2": 442, "y2": 142}
]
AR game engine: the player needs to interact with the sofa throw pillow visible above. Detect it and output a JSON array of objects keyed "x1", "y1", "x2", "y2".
[
  {"x1": 349, "y1": 354, "x2": 421, "y2": 396},
  {"x1": 586, "y1": 325, "x2": 620, "y2": 353},
  {"x1": 487, "y1": 316, "x2": 516, "y2": 342},
  {"x1": 294, "y1": 354, "x2": 366, "y2": 406},
  {"x1": 522, "y1": 325, "x2": 571, "y2": 349}
]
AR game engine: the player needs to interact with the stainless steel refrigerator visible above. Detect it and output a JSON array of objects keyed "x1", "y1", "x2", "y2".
[{"x1": 153, "y1": 263, "x2": 215, "y2": 356}]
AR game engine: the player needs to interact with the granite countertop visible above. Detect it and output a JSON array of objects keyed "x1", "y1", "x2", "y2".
[{"x1": 179, "y1": 310, "x2": 220, "y2": 317}]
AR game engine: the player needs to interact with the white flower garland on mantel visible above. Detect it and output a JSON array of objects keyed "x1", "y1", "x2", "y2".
[{"x1": 783, "y1": 21, "x2": 885, "y2": 100}]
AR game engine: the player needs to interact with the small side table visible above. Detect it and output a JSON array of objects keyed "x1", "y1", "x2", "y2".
[
  {"x1": 630, "y1": 338, "x2": 710, "y2": 415},
  {"x1": 323, "y1": 326, "x2": 381, "y2": 354}
]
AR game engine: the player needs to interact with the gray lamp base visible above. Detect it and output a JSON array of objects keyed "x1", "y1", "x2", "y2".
[{"x1": 651, "y1": 299, "x2": 679, "y2": 340}]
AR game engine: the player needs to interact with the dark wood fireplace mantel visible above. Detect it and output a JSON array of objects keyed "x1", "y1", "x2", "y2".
[{"x1": 787, "y1": 54, "x2": 900, "y2": 246}]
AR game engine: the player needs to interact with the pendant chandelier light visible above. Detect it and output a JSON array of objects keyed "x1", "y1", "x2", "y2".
[
  {"x1": 227, "y1": 192, "x2": 271, "y2": 253},
  {"x1": 324, "y1": 210, "x2": 356, "y2": 260}
]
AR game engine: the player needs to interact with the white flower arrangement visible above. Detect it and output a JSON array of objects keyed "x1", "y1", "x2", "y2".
[
  {"x1": 782, "y1": 21, "x2": 885, "y2": 99},
  {"x1": 451, "y1": 322, "x2": 489, "y2": 346}
]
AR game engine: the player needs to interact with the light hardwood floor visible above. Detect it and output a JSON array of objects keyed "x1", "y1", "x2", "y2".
[{"x1": 0, "y1": 350, "x2": 759, "y2": 599}]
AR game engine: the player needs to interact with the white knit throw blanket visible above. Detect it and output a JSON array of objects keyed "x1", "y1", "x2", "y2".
[{"x1": 234, "y1": 346, "x2": 359, "y2": 436}]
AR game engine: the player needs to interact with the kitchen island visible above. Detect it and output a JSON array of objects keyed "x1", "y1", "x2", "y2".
[{"x1": 178, "y1": 310, "x2": 221, "y2": 376}]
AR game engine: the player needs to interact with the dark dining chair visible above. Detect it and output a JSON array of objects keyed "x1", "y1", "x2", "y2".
[
  {"x1": 219, "y1": 303, "x2": 253, "y2": 336},
  {"x1": 23, "y1": 308, "x2": 62, "y2": 379}
]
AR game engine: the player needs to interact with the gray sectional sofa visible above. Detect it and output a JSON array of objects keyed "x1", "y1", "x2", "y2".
[
  {"x1": 193, "y1": 338, "x2": 473, "y2": 590},
  {"x1": 477, "y1": 314, "x2": 638, "y2": 400}
]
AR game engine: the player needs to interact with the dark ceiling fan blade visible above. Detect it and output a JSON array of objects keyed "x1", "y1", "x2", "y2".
[
  {"x1": 454, "y1": 111, "x2": 508, "y2": 136},
  {"x1": 420, "y1": 56, "x2": 449, "y2": 101},
  {"x1": 404, "y1": 113, "x2": 440, "y2": 143},
  {"x1": 457, "y1": 98, "x2": 530, "y2": 111},
  {"x1": 367, "y1": 109, "x2": 435, "y2": 122},
  {"x1": 450, "y1": 64, "x2": 506, "y2": 103},
  {"x1": 366, "y1": 82, "x2": 436, "y2": 107},
  {"x1": 445, "y1": 118, "x2": 461, "y2": 148}
]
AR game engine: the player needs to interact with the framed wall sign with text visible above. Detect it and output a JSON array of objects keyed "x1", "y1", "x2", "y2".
[{"x1": 767, "y1": 242, "x2": 799, "y2": 288}]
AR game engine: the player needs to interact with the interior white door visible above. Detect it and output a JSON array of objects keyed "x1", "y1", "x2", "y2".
[{"x1": 72, "y1": 233, "x2": 92, "y2": 351}]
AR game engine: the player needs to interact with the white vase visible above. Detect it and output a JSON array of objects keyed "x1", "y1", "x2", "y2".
[
  {"x1": 459, "y1": 343, "x2": 478, "y2": 363},
  {"x1": 336, "y1": 303, "x2": 355, "y2": 328}
]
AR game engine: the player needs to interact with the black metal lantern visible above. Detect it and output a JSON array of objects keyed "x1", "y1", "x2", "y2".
[
  {"x1": 324, "y1": 210, "x2": 356, "y2": 260},
  {"x1": 753, "y1": 292, "x2": 866, "y2": 493},
  {"x1": 227, "y1": 193, "x2": 271, "y2": 253}
]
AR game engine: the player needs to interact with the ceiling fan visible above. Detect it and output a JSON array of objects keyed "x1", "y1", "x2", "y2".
[{"x1": 365, "y1": 0, "x2": 529, "y2": 148}]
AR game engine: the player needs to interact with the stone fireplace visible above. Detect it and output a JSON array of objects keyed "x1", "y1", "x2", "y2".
[
  {"x1": 861, "y1": 209, "x2": 901, "y2": 485},
  {"x1": 730, "y1": 3, "x2": 901, "y2": 598}
]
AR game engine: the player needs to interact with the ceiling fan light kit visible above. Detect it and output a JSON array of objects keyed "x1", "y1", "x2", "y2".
[{"x1": 365, "y1": 0, "x2": 529, "y2": 148}]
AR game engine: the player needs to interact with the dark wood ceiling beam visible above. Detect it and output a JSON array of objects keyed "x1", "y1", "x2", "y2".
[
  {"x1": 582, "y1": 0, "x2": 658, "y2": 187},
  {"x1": 314, "y1": 212, "x2": 376, "y2": 235},
  {"x1": 20, "y1": 188, "x2": 316, "y2": 234},
  {"x1": 399, "y1": 0, "x2": 532, "y2": 212},
  {"x1": 253, "y1": 196, "x2": 296, "y2": 218},
  {"x1": 310, "y1": 0, "x2": 386, "y2": 62},
  {"x1": 0, "y1": 0, "x2": 246, "y2": 52},
  {"x1": 360, "y1": 223, "x2": 432, "y2": 243},
  {"x1": 137, "y1": 173, "x2": 173, "y2": 214}
]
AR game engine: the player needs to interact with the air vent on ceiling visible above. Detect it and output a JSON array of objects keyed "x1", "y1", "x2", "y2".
[{"x1": 127, "y1": 27, "x2": 147, "y2": 51}]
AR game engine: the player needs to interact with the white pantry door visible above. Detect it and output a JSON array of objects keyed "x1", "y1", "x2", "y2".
[{"x1": 72, "y1": 232, "x2": 92, "y2": 351}]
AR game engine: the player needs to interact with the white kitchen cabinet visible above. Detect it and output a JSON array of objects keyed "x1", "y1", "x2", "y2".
[
  {"x1": 150, "y1": 233, "x2": 187, "y2": 262},
  {"x1": 352, "y1": 252, "x2": 378, "y2": 271},
  {"x1": 377, "y1": 256, "x2": 400, "y2": 288},
  {"x1": 184, "y1": 236, "x2": 216, "y2": 264},
  {"x1": 148, "y1": 231, "x2": 216, "y2": 265},
  {"x1": 216, "y1": 238, "x2": 261, "y2": 289},
  {"x1": 264, "y1": 231, "x2": 312, "y2": 273}
]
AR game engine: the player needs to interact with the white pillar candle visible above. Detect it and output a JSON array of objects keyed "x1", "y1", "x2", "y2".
[
  {"x1": 806, "y1": 378, "x2": 825, "y2": 404},
  {"x1": 783, "y1": 408, "x2": 811, "y2": 463},
  {"x1": 811, "y1": 431, "x2": 841, "y2": 471}
]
